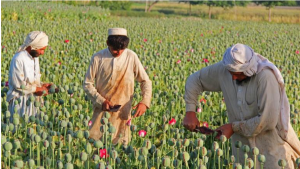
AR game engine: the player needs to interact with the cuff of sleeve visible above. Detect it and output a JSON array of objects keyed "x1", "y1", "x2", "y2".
[
  {"x1": 32, "y1": 85, "x2": 37, "y2": 93},
  {"x1": 186, "y1": 104, "x2": 196, "y2": 112},
  {"x1": 232, "y1": 121, "x2": 241, "y2": 133},
  {"x1": 140, "y1": 99, "x2": 151, "y2": 108},
  {"x1": 95, "y1": 95, "x2": 106, "y2": 107}
]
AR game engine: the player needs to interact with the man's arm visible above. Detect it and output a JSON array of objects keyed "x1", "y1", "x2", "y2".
[
  {"x1": 83, "y1": 55, "x2": 106, "y2": 108},
  {"x1": 231, "y1": 70, "x2": 281, "y2": 138},
  {"x1": 133, "y1": 55, "x2": 152, "y2": 108},
  {"x1": 184, "y1": 62, "x2": 222, "y2": 131}
]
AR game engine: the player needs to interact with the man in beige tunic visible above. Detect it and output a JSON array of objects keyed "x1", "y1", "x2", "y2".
[
  {"x1": 183, "y1": 44, "x2": 300, "y2": 168},
  {"x1": 83, "y1": 28, "x2": 152, "y2": 145}
]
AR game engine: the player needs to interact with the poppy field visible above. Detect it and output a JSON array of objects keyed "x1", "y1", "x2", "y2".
[{"x1": 1, "y1": 2, "x2": 300, "y2": 169}]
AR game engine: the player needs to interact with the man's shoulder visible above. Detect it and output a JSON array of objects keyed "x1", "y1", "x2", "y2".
[
  {"x1": 257, "y1": 68, "x2": 274, "y2": 78},
  {"x1": 12, "y1": 51, "x2": 28, "y2": 62},
  {"x1": 126, "y1": 49, "x2": 137, "y2": 56}
]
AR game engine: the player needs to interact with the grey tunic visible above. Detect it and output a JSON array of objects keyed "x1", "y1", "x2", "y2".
[{"x1": 185, "y1": 62, "x2": 300, "y2": 169}]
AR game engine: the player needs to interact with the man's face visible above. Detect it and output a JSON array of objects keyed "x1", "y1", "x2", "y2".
[
  {"x1": 29, "y1": 46, "x2": 47, "y2": 58},
  {"x1": 108, "y1": 46, "x2": 125, "y2": 57}
]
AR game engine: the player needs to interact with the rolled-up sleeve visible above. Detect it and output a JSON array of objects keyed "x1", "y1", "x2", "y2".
[
  {"x1": 232, "y1": 70, "x2": 281, "y2": 138},
  {"x1": 184, "y1": 62, "x2": 222, "y2": 112},
  {"x1": 133, "y1": 55, "x2": 152, "y2": 108},
  {"x1": 83, "y1": 55, "x2": 106, "y2": 108}
]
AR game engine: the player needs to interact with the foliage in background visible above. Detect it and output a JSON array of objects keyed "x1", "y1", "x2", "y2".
[{"x1": 61, "y1": 0, "x2": 133, "y2": 11}]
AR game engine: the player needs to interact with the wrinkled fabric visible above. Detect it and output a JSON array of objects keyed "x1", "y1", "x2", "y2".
[
  {"x1": 83, "y1": 48, "x2": 152, "y2": 145},
  {"x1": 223, "y1": 44, "x2": 289, "y2": 139},
  {"x1": 18, "y1": 31, "x2": 48, "y2": 52},
  {"x1": 7, "y1": 50, "x2": 42, "y2": 119},
  {"x1": 185, "y1": 62, "x2": 300, "y2": 169}
]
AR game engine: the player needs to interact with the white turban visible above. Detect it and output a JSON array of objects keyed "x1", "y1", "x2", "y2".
[
  {"x1": 18, "y1": 31, "x2": 48, "y2": 52},
  {"x1": 222, "y1": 43, "x2": 290, "y2": 139}
]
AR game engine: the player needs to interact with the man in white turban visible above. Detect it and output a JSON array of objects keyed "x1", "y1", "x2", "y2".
[
  {"x1": 183, "y1": 43, "x2": 300, "y2": 168},
  {"x1": 7, "y1": 31, "x2": 51, "y2": 121},
  {"x1": 83, "y1": 28, "x2": 152, "y2": 145}
]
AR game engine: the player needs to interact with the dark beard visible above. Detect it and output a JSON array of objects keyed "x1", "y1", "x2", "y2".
[
  {"x1": 235, "y1": 76, "x2": 251, "y2": 85},
  {"x1": 29, "y1": 50, "x2": 39, "y2": 58}
]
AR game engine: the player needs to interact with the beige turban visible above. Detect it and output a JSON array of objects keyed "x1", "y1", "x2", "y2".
[
  {"x1": 222, "y1": 43, "x2": 290, "y2": 139},
  {"x1": 18, "y1": 31, "x2": 48, "y2": 52},
  {"x1": 108, "y1": 28, "x2": 127, "y2": 36}
]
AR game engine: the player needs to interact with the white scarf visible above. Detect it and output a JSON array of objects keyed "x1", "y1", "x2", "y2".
[{"x1": 18, "y1": 31, "x2": 48, "y2": 52}]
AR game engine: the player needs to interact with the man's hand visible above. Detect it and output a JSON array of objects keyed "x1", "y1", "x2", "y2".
[
  {"x1": 102, "y1": 100, "x2": 113, "y2": 111},
  {"x1": 183, "y1": 111, "x2": 200, "y2": 131},
  {"x1": 216, "y1": 123, "x2": 234, "y2": 139},
  {"x1": 34, "y1": 86, "x2": 49, "y2": 96},
  {"x1": 132, "y1": 102, "x2": 147, "y2": 118},
  {"x1": 42, "y1": 83, "x2": 52, "y2": 89}
]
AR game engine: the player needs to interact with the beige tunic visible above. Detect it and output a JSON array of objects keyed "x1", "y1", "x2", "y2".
[
  {"x1": 185, "y1": 62, "x2": 300, "y2": 169},
  {"x1": 83, "y1": 48, "x2": 152, "y2": 145}
]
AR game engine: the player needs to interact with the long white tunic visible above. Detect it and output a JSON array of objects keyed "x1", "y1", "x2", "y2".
[
  {"x1": 7, "y1": 50, "x2": 42, "y2": 119},
  {"x1": 185, "y1": 62, "x2": 300, "y2": 169},
  {"x1": 83, "y1": 48, "x2": 152, "y2": 145}
]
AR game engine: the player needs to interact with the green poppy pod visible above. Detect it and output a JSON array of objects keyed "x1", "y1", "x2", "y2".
[
  {"x1": 234, "y1": 163, "x2": 242, "y2": 169},
  {"x1": 85, "y1": 143, "x2": 92, "y2": 154},
  {"x1": 243, "y1": 166, "x2": 250, "y2": 169},
  {"x1": 73, "y1": 105, "x2": 78, "y2": 110},
  {"x1": 130, "y1": 125, "x2": 137, "y2": 132},
  {"x1": 78, "y1": 104, "x2": 83, "y2": 110},
  {"x1": 163, "y1": 124, "x2": 169, "y2": 131},
  {"x1": 94, "y1": 140, "x2": 103, "y2": 149},
  {"x1": 105, "y1": 165, "x2": 112, "y2": 169},
  {"x1": 176, "y1": 139, "x2": 182, "y2": 148},
  {"x1": 5, "y1": 111, "x2": 10, "y2": 118},
  {"x1": 14, "y1": 100, "x2": 19, "y2": 105},
  {"x1": 58, "y1": 99, "x2": 64, "y2": 105},
  {"x1": 96, "y1": 162, "x2": 106, "y2": 169},
  {"x1": 13, "y1": 118, "x2": 19, "y2": 125},
  {"x1": 29, "y1": 96, "x2": 35, "y2": 102},
  {"x1": 29, "y1": 115, "x2": 35, "y2": 123},
  {"x1": 100, "y1": 118, "x2": 108, "y2": 125},
  {"x1": 246, "y1": 158, "x2": 254, "y2": 168},
  {"x1": 1, "y1": 135, "x2": 7, "y2": 145},
  {"x1": 57, "y1": 141, "x2": 63, "y2": 148},
  {"x1": 64, "y1": 163, "x2": 74, "y2": 169},
  {"x1": 162, "y1": 156, "x2": 171, "y2": 167},
  {"x1": 50, "y1": 141, "x2": 56, "y2": 149},
  {"x1": 100, "y1": 125, "x2": 106, "y2": 132},
  {"x1": 64, "y1": 153, "x2": 72, "y2": 163},
  {"x1": 28, "y1": 159, "x2": 35, "y2": 167},
  {"x1": 212, "y1": 141, "x2": 219, "y2": 151},
  {"x1": 235, "y1": 141, "x2": 242, "y2": 148},
  {"x1": 115, "y1": 157, "x2": 121, "y2": 164},
  {"x1": 126, "y1": 145, "x2": 134, "y2": 154},
  {"x1": 180, "y1": 152, "x2": 190, "y2": 162},
  {"x1": 47, "y1": 122, "x2": 53, "y2": 129},
  {"x1": 13, "y1": 139, "x2": 21, "y2": 149},
  {"x1": 139, "y1": 147, "x2": 148, "y2": 156},
  {"x1": 76, "y1": 130, "x2": 84, "y2": 139},
  {"x1": 43, "y1": 140, "x2": 49, "y2": 148},
  {"x1": 183, "y1": 139, "x2": 190, "y2": 147},
  {"x1": 69, "y1": 98, "x2": 75, "y2": 104},
  {"x1": 4, "y1": 142, "x2": 13, "y2": 151},
  {"x1": 93, "y1": 154, "x2": 100, "y2": 162},
  {"x1": 55, "y1": 160, "x2": 63, "y2": 169},
  {"x1": 9, "y1": 123, "x2": 14, "y2": 131},
  {"x1": 168, "y1": 138, "x2": 176, "y2": 147},
  {"x1": 251, "y1": 147, "x2": 259, "y2": 155},
  {"x1": 104, "y1": 112, "x2": 111, "y2": 118},
  {"x1": 67, "y1": 122, "x2": 73, "y2": 129},
  {"x1": 83, "y1": 130, "x2": 89, "y2": 139},
  {"x1": 108, "y1": 126, "x2": 116, "y2": 134},
  {"x1": 44, "y1": 101, "x2": 50, "y2": 109},
  {"x1": 40, "y1": 132, "x2": 47, "y2": 141},
  {"x1": 80, "y1": 152, "x2": 88, "y2": 161},
  {"x1": 137, "y1": 155, "x2": 144, "y2": 162},
  {"x1": 207, "y1": 150, "x2": 212, "y2": 157},
  {"x1": 155, "y1": 149, "x2": 161, "y2": 157},
  {"x1": 60, "y1": 120, "x2": 67, "y2": 128},
  {"x1": 34, "y1": 135, "x2": 41, "y2": 143},
  {"x1": 150, "y1": 123, "x2": 155, "y2": 128},
  {"x1": 27, "y1": 127, "x2": 34, "y2": 136},
  {"x1": 67, "y1": 89, "x2": 74, "y2": 95},
  {"x1": 42, "y1": 115, "x2": 48, "y2": 122},
  {"x1": 2, "y1": 124, "x2": 9, "y2": 133},
  {"x1": 199, "y1": 165, "x2": 207, "y2": 169},
  {"x1": 110, "y1": 150, "x2": 118, "y2": 159},
  {"x1": 20, "y1": 84, "x2": 26, "y2": 90},
  {"x1": 195, "y1": 138, "x2": 204, "y2": 147},
  {"x1": 220, "y1": 135, "x2": 227, "y2": 143},
  {"x1": 13, "y1": 160, "x2": 24, "y2": 168},
  {"x1": 4, "y1": 151, "x2": 10, "y2": 157},
  {"x1": 278, "y1": 159, "x2": 287, "y2": 167},
  {"x1": 34, "y1": 101, "x2": 40, "y2": 107},
  {"x1": 173, "y1": 159, "x2": 180, "y2": 167},
  {"x1": 142, "y1": 139, "x2": 151, "y2": 150},
  {"x1": 216, "y1": 149, "x2": 223, "y2": 156},
  {"x1": 242, "y1": 145, "x2": 250, "y2": 153},
  {"x1": 199, "y1": 147, "x2": 207, "y2": 157}
]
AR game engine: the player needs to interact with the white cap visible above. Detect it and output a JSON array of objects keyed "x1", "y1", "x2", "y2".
[{"x1": 108, "y1": 28, "x2": 127, "y2": 36}]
